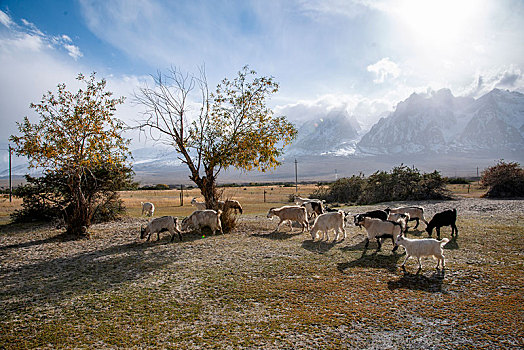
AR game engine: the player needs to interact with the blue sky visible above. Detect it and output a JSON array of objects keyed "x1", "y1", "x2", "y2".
[{"x1": 1, "y1": 0, "x2": 524, "y2": 166}]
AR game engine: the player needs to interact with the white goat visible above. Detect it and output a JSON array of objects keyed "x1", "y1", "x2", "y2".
[
  {"x1": 293, "y1": 195, "x2": 313, "y2": 205},
  {"x1": 354, "y1": 216, "x2": 403, "y2": 251},
  {"x1": 181, "y1": 209, "x2": 223, "y2": 235},
  {"x1": 216, "y1": 199, "x2": 243, "y2": 214},
  {"x1": 140, "y1": 216, "x2": 182, "y2": 242},
  {"x1": 310, "y1": 211, "x2": 346, "y2": 242},
  {"x1": 141, "y1": 202, "x2": 155, "y2": 217},
  {"x1": 387, "y1": 212, "x2": 410, "y2": 233},
  {"x1": 190, "y1": 197, "x2": 207, "y2": 210},
  {"x1": 385, "y1": 206, "x2": 428, "y2": 230},
  {"x1": 267, "y1": 206, "x2": 309, "y2": 233},
  {"x1": 395, "y1": 235, "x2": 449, "y2": 270}
]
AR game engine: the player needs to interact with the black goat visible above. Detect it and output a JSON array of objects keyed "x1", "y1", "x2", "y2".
[{"x1": 425, "y1": 209, "x2": 458, "y2": 239}]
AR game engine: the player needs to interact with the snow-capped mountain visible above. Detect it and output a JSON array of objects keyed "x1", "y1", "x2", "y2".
[
  {"x1": 131, "y1": 147, "x2": 183, "y2": 171},
  {"x1": 284, "y1": 108, "x2": 362, "y2": 156},
  {"x1": 2, "y1": 89, "x2": 523, "y2": 184},
  {"x1": 356, "y1": 88, "x2": 524, "y2": 155}
]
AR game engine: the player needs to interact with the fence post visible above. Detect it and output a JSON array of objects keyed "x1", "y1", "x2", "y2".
[
  {"x1": 180, "y1": 185, "x2": 184, "y2": 206},
  {"x1": 9, "y1": 144, "x2": 12, "y2": 203},
  {"x1": 295, "y1": 159, "x2": 298, "y2": 193},
  {"x1": 263, "y1": 190, "x2": 266, "y2": 203}
]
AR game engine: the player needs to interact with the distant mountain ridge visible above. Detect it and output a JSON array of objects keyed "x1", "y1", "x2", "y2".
[
  {"x1": 285, "y1": 108, "x2": 361, "y2": 156},
  {"x1": 357, "y1": 88, "x2": 524, "y2": 155},
  {"x1": 2, "y1": 88, "x2": 523, "y2": 182},
  {"x1": 126, "y1": 88, "x2": 524, "y2": 181}
]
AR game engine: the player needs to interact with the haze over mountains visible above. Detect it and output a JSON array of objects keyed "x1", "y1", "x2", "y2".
[
  {"x1": 2, "y1": 88, "x2": 524, "y2": 184},
  {"x1": 127, "y1": 88, "x2": 524, "y2": 183}
]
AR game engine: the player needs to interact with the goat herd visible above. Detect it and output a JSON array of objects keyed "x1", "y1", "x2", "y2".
[{"x1": 139, "y1": 196, "x2": 459, "y2": 271}]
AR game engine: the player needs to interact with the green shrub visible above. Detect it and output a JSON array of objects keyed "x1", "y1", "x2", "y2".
[
  {"x1": 11, "y1": 164, "x2": 132, "y2": 225},
  {"x1": 310, "y1": 165, "x2": 449, "y2": 205},
  {"x1": 446, "y1": 177, "x2": 470, "y2": 184},
  {"x1": 311, "y1": 175, "x2": 365, "y2": 203}
]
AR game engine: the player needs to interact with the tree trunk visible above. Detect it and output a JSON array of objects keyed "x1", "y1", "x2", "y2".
[
  {"x1": 201, "y1": 175, "x2": 217, "y2": 209},
  {"x1": 65, "y1": 175, "x2": 91, "y2": 237},
  {"x1": 188, "y1": 164, "x2": 218, "y2": 210}
]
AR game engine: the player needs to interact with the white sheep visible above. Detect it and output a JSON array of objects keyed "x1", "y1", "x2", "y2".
[
  {"x1": 267, "y1": 206, "x2": 309, "y2": 233},
  {"x1": 181, "y1": 209, "x2": 223, "y2": 235},
  {"x1": 395, "y1": 235, "x2": 449, "y2": 270},
  {"x1": 190, "y1": 197, "x2": 207, "y2": 210},
  {"x1": 387, "y1": 212, "x2": 410, "y2": 233},
  {"x1": 309, "y1": 211, "x2": 346, "y2": 242},
  {"x1": 385, "y1": 206, "x2": 428, "y2": 230},
  {"x1": 140, "y1": 216, "x2": 182, "y2": 242},
  {"x1": 141, "y1": 202, "x2": 155, "y2": 217},
  {"x1": 354, "y1": 216, "x2": 403, "y2": 251}
]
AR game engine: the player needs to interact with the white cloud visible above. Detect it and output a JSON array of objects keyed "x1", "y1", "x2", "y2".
[
  {"x1": 0, "y1": 10, "x2": 147, "y2": 171},
  {"x1": 297, "y1": 0, "x2": 368, "y2": 19},
  {"x1": 275, "y1": 93, "x2": 394, "y2": 130},
  {"x1": 0, "y1": 10, "x2": 13, "y2": 28},
  {"x1": 461, "y1": 65, "x2": 524, "y2": 97},
  {"x1": 64, "y1": 44, "x2": 83, "y2": 60},
  {"x1": 367, "y1": 57, "x2": 400, "y2": 84}
]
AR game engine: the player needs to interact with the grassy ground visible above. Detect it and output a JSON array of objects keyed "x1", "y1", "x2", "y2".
[{"x1": 1, "y1": 187, "x2": 523, "y2": 348}]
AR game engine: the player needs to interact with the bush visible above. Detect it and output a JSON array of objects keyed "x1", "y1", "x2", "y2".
[
  {"x1": 219, "y1": 207, "x2": 238, "y2": 234},
  {"x1": 11, "y1": 164, "x2": 133, "y2": 225},
  {"x1": 481, "y1": 160, "x2": 524, "y2": 198},
  {"x1": 139, "y1": 183, "x2": 170, "y2": 190},
  {"x1": 446, "y1": 177, "x2": 470, "y2": 184},
  {"x1": 310, "y1": 165, "x2": 449, "y2": 205},
  {"x1": 311, "y1": 175, "x2": 365, "y2": 203}
]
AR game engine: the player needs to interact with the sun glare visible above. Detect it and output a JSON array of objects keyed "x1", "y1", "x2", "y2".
[{"x1": 394, "y1": 0, "x2": 485, "y2": 51}]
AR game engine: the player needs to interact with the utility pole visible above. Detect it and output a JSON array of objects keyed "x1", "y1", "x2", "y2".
[
  {"x1": 9, "y1": 144, "x2": 12, "y2": 203},
  {"x1": 294, "y1": 159, "x2": 298, "y2": 193}
]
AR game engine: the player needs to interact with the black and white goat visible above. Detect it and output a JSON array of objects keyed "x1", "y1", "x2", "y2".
[
  {"x1": 353, "y1": 210, "x2": 389, "y2": 227},
  {"x1": 354, "y1": 215, "x2": 403, "y2": 251},
  {"x1": 385, "y1": 206, "x2": 428, "y2": 230}
]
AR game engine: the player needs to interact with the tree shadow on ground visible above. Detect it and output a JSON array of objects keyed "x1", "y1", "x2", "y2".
[
  {"x1": 251, "y1": 229, "x2": 305, "y2": 240},
  {"x1": 387, "y1": 269, "x2": 446, "y2": 293},
  {"x1": 337, "y1": 248, "x2": 404, "y2": 273},
  {"x1": 0, "y1": 238, "x2": 182, "y2": 315},
  {"x1": 0, "y1": 232, "x2": 78, "y2": 252}
]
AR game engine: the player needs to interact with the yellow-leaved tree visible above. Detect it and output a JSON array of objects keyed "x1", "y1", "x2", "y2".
[
  {"x1": 10, "y1": 73, "x2": 132, "y2": 236},
  {"x1": 136, "y1": 66, "x2": 297, "y2": 209}
]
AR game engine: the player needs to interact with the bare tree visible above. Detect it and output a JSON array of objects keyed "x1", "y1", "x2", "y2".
[{"x1": 135, "y1": 66, "x2": 297, "y2": 208}]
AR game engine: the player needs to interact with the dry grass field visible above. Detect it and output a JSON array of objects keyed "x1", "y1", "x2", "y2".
[{"x1": 0, "y1": 185, "x2": 523, "y2": 349}]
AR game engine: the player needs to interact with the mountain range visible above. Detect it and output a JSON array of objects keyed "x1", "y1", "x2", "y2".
[
  {"x1": 356, "y1": 88, "x2": 524, "y2": 155},
  {"x1": 2, "y1": 88, "x2": 523, "y2": 183}
]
